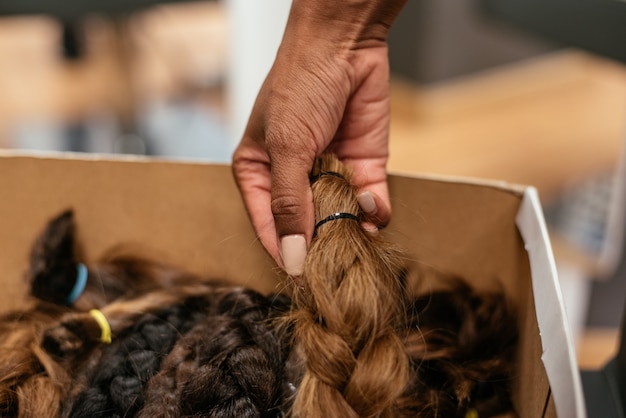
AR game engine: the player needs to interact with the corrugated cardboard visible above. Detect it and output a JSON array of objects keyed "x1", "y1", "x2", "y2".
[{"x1": 0, "y1": 151, "x2": 584, "y2": 417}]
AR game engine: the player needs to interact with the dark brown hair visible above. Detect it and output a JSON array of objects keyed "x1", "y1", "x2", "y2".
[
  {"x1": 28, "y1": 209, "x2": 207, "y2": 311},
  {"x1": 137, "y1": 289, "x2": 293, "y2": 418},
  {"x1": 0, "y1": 210, "x2": 89, "y2": 417},
  {"x1": 398, "y1": 279, "x2": 518, "y2": 417}
]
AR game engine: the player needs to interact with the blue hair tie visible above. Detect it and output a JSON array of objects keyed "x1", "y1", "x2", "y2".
[{"x1": 66, "y1": 263, "x2": 88, "y2": 304}]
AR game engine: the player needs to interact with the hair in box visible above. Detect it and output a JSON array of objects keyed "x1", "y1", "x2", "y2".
[
  {"x1": 0, "y1": 210, "x2": 219, "y2": 417},
  {"x1": 28, "y1": 209, "x2": 208, "y2": 311},
  {"x1": 399, "y1": 279, "x2": 518, "y2": 417},
  {"x1": 136, "y1": 289, "x2": 293, "y2": 418},
  {"x1": 3, "y1": 161, "x2": 519, "y2": 417},
  {"x1": 64, "y1": 296, "x2": 213, "y2": 418}
]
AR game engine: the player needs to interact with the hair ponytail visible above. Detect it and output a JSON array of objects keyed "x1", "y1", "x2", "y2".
[{"x1": 287, "y1": 155, "x2": 410, "y2": 417}]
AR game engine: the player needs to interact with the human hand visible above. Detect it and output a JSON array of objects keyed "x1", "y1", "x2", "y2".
[{"x1": 232, "y1": 0, "x2": 406, "y2": 276}]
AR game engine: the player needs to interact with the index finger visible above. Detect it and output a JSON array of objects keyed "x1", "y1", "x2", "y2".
[{"x1": 232, "y1": 145, "x2": 281, "y2": 265}]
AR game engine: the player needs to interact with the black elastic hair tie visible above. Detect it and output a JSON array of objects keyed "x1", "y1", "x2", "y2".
[
  {"x1": 309, "y1": 171, "x2": 346, "y2": 184},
  {"x1": 314, "y1": 212, "x2": 360, "y2": 231}
]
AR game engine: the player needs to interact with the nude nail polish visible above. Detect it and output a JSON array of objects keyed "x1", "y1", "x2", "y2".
[
  {"x1": 280, "y1": 234, "x2": 307, "y2": 276},
  {"x1": 357, "y1": 191, "x2": 377, "y2": 215}
]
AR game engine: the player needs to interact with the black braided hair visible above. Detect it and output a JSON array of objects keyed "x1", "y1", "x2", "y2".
[
  {"x1": 399, "y1": 279, "x2": 518, "y2": 417},
  {"x1": 66, "y1": 296, "x2": 212, "y2": 418}
]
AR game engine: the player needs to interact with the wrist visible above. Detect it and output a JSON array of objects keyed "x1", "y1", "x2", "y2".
[{"x1": 286, "y1": 0, "x2": 407, "y2": 48}]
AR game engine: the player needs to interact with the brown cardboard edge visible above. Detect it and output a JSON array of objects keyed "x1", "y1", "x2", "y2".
[{"x1": 389, "y1": 168, "x2": 529, "y2": 195}]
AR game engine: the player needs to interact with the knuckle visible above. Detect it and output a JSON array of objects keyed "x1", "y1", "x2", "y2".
[
  {"x1": 271, "y1": 194, "x2": 303, "y2": 220},
  {"x1": 231, "y1": 153, "x2": 244, "y2": 178},
  {"x1": 271, "y1": 193, "x2": 308, "y2": 235}
]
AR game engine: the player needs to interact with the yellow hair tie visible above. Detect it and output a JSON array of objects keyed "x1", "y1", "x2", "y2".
[
  {"x1": 465, "y1": 408, "x2": 479, "y2": 418},
  {"x1": 89, "y1": 309, "x2": 112, "y2": 344}
]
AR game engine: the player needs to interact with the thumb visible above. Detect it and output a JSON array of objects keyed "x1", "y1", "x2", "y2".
[{"x1": 270, "y1": 156, "x2": 315, "y2": 277}]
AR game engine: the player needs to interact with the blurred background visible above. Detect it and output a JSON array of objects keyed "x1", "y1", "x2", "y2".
[{"x1": 1, "y1": 0, "x2": 625, "y2": 370}]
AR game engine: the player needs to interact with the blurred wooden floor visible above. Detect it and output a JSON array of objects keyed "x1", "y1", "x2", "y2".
[
  {"x1": 578, "y1": 327, "x2": 620, "y2": 369},
  {"x1": 389, "y1": 50, "x2": 626, "y2": 204},
  {"x1": 0, "y1": 2, "x2": 227, "y2": 143}
]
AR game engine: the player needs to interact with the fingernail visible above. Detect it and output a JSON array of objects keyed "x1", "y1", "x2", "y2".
[
  {"x1": 357, "y1": 192, "x2": 377, "y2": 215},
  {"x1": 362, "y1": 222, "x2": 379, "y2": 236},
  {"x1": 280, "y1": 235, "x2": 307, "y2": 276}
]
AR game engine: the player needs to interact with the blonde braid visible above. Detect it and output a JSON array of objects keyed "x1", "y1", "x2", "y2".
[{"x1": 288, "y1": 155, "x2": 410, "y2": 417}]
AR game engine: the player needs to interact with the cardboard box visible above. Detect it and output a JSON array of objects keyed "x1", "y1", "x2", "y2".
[{"x1": 0, "y1": 151, "x2": 584, "y2": 417}]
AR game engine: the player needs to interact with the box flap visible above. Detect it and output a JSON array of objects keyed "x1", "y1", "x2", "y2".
[{"x1": 517, "y1": 187, "x2": 586, "y2": 418}]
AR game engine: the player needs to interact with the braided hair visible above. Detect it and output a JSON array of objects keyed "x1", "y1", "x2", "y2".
[{"x1": 286, "y1": 155, "x2": 410, "y2": 417}]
